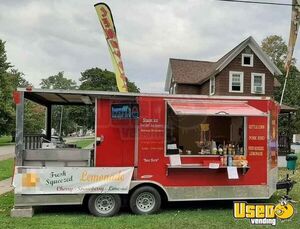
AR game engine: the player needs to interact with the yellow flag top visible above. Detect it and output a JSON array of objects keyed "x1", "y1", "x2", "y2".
[{"x1": 94, "y1": 3, "x2": 128, "y2": 92}]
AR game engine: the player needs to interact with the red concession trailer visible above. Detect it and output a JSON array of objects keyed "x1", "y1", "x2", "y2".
[{"x1": 12, "y1": 88, "x2": 280, "y2": 217}]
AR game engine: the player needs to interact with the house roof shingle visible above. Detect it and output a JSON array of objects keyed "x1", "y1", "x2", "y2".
[{"x1": 169, "y1": 59, "x2": 216, "y2": 84}]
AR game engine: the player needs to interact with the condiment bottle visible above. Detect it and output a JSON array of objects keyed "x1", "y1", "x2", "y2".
[
  {"x1": 218, "y1": 146, "x2": 223, "y2": 155},
  {"x1": 224, "y1": 145, "x2": 227, "y2": 155},
  {"x1": 228, "y1": 144, "x2": 232, "y2": 155},
  {"x1": 227, "y1": 155, "x2": 233, "y2": 166},
  {"x1": 220, "y1": 156, "x2": 224, "y2": 165},
  {"x1": 236, "y1": 144, "x2": 240, "y2": 155}
]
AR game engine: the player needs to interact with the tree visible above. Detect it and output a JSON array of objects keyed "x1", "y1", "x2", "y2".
[
  {"x1": 261, "y1": 35, "x2": 289, "y2": 69},
  {"x1": 261, "y1": 35, "x2": 300, "y2": 135},
  {"x1": 40, "y1": 71, "x2": 77, "y2": 90},
  {"x1": 0, "y1": 39, "x2": 34, "y2": 139},
  {"x1": 24, "y1": 101, "x2": 46, "y2": 134},
  {"x1": 40, "y1": 72, "x2": 78, "y2": 136},
  {"x1": 79, "y1": 68, "x2": 140, "y2": 92},
  {"x1": 0, "y1": 39, "x2": 12, "y2": 136},
  {"x1": 70, "y1": 68, "x2": 140, "y2": 133}
]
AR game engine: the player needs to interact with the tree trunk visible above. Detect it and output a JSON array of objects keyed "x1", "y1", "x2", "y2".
[{"x1": 11, "y1": 131, "x2": 16, "y2": 142}]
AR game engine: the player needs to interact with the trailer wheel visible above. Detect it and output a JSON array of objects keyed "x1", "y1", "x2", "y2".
[
  {"x1": 130, "y1": 186, "x2": 161, "y2": 215},
  {"x1": 88, "y1": 194, "x2": 121, "y2": 217}
]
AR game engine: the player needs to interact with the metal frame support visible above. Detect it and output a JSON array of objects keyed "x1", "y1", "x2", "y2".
[
  {"x1": 46, "y1": 105, "x2": 52, "y2": 141},
  {"x1": 15, "y1": 92, "x2": 24, "y2": 166},
  {"x1": 288, "y1": 112, "x2": 292, "y2": 153}
]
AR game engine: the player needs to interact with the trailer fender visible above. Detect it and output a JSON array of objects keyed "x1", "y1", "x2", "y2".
[{"x1": 129, "y1": 180, "x2": 169, "y2": 201}]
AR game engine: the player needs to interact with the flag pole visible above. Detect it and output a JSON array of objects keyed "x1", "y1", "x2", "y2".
[{"x1": 280, "y1": 68, "x2": 290, "y2": 105}]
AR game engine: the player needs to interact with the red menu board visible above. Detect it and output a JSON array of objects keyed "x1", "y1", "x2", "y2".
[{"x1": 247, "y1": 116, "x2": 268, "y2": 184}]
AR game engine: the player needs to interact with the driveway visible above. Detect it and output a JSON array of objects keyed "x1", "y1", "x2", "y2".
[{"x1": 0, "y1": 145, "x2": 15, "y2": 161}]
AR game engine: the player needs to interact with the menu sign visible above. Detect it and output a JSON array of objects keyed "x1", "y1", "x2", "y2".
[{"x1": 247, "y1": 117, "x2": 267, "y2": 157}]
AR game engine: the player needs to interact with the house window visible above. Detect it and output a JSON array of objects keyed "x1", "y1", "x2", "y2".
[
  {"x1": 251, "y1": 73, "x2": 265, "y2": 94},
  {"x1": 229, "y1": 71, "x2": 244, "y2": 93},
  {"x1": 209, "y1": 76, "x2": 215, "y2": 95},
  {"x1": 242, "y1": 53, "x2": 253, "y2": 67}
]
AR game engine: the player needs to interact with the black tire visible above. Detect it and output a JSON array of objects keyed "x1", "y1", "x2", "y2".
[
  {"x1": 130, "y1": 186, "x2": 161, "y2": 215},
  {"x1": 88, "y1": 194, "x2": 121, "y2": 217}
]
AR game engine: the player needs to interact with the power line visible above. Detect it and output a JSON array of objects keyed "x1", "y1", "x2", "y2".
[{"x1": 217, "y1": 0, "x2": 299, "y2": 7}]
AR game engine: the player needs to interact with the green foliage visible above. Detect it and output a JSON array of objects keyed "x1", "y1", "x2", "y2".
[
  {"x1": 261, "y1": 35, "x2": 289, "y2": 69},
  {"x1": 67, "y1": 68, "x2": 140, "y2": 134},
  {"x1": 38, "y1": 69, "x2": 140, "y2": 136},
  {"x1": 67, "y1": 105, "x2": 94, "y2": 134},
  {"x1": 24, "y1": 101, "x2": 46, "y2": 134},
  {"x1": 79, "y1": 67, "x2": 140, "y2": 92},
  {"x1": 80, "y1": 68, "x2": 117, "y2": 91},
  {"x1": 261, "y1": 35, "x2": 300, "y2": 135},
  {"x1": 40, "y1": 72, "x2": 78, "y2": 136},
  {"x1": 40, "y1": 71, "x2": 77, "y2": 90},
  {"x1": 0, "y1": 39, "x2": 11, "y2": 74},
  {"x1": 0, "y1": 40, "x2": 12, "y2": 136},
  {"x1": 0, "y1": 39, "x2": 30, "y2": 137}
]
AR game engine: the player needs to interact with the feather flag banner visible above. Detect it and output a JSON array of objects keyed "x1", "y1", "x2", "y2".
[
  {"x1": 94, "y1": 3, "x2": 128, "y2": 92},
  {"x1": 280, "y1": 0, "x2": 300, "y2": 104},
  {"x1": 285, "y1": 0, "x2": 300, "y2": 70}
]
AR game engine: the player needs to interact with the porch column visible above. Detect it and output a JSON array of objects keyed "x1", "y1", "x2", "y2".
[
  {"x1": 288, "y1": 112, "x2": 292, "y2": 153},
  {"x1": 15, "y1": 92, "x2": 24, "y2": 166},
  {"x1": 46, "y1": 105, "x2": 52, "y2": 141}
]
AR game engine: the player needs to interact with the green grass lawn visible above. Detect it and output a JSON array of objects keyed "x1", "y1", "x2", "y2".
[
  {"x1": 69, "y1": 138, "x2": 94, "y2": 149},
  {"x1": 0, "y1": 136, "x2": 13, "y2": 146},
  {"x1": 0, "y1": 163, "x2": 299, "y2": 228},
  {"x1": 0, "y1": 159, "x2": 14, "y2": 181}
]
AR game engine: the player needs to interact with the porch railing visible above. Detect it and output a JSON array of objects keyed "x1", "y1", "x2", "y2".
[
  {"x1": 23, "y1": 134, "x2": 46, "y2": 150},
  {"x1": 278, "y1": 135, "x2": 290, "y2": 156}
]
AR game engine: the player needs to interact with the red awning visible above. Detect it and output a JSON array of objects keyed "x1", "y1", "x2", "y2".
[{"x1": 167, "y1": 100, "x2": 266, "y2": 116}]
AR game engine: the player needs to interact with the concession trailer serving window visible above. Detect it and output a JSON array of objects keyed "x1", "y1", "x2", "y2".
[{"x1": 166, "y1": 100, "x2": 265, "y2": 156}]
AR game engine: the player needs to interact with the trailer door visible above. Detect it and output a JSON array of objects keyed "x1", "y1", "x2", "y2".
[{"x1": 95, "y1": 99, "x2": 136, "y2": 167}]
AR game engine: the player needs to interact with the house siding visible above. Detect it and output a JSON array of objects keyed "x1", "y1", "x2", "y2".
[
  {"x1": 176, "y1": 84, "x2": 201, "y2": 94},
  {"x1": 199, "y1": 80, "x2": 210, "y2": 95},
  {"x1": 215, "y1": 47, "x2": 274, "y2": 96}
]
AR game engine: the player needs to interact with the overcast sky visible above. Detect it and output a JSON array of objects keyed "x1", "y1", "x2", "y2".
[{"x1": 0, "y1": 0, "x2": 296, "y2": 92}]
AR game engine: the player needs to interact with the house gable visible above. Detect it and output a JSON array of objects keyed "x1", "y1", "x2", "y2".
[
  {"x1": 214, "y1": 46, "x2": 275, "y2": 96},
  {"x1": 213, "y1": 36, "x2": 282, "y2": 78}
]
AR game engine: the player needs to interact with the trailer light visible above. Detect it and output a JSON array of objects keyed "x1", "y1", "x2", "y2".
[{"x1": 13, "y1": 91, "x2": 21, "y2": 104}]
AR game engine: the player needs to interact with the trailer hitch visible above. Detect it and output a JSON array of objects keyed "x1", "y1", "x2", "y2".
[{"x1": 276, "y1": 174, "x2": 296, "y2": 195}]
